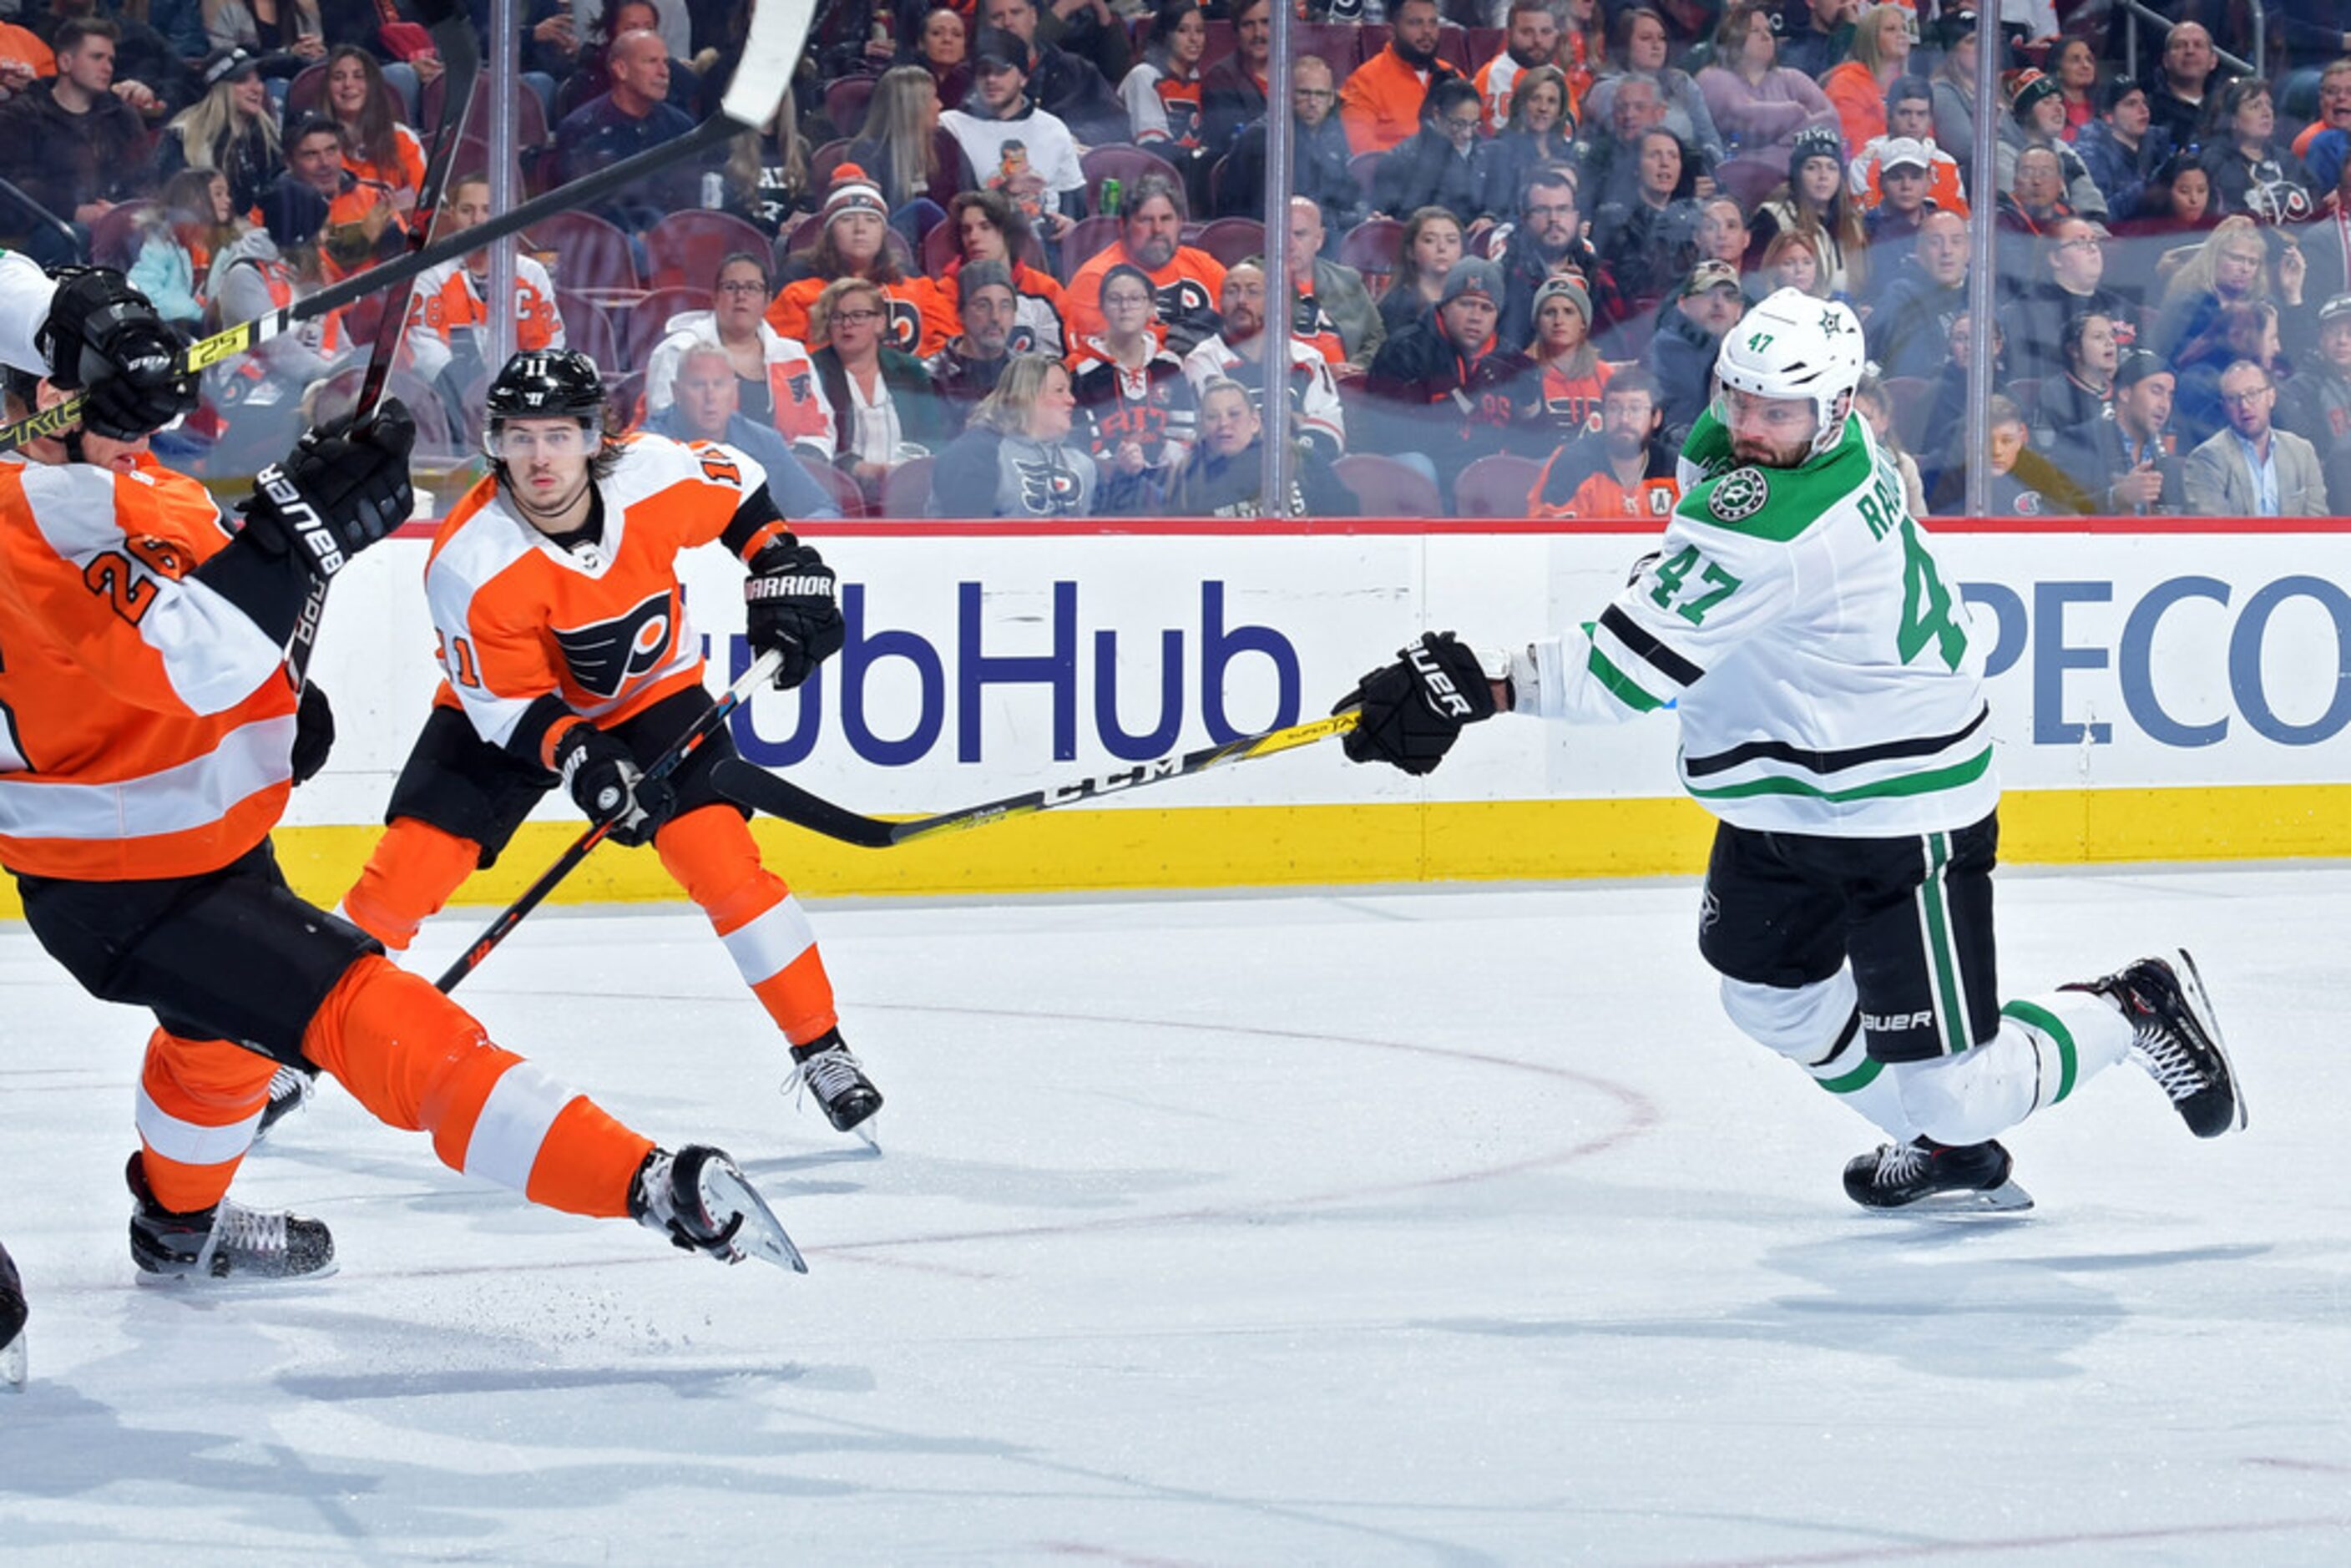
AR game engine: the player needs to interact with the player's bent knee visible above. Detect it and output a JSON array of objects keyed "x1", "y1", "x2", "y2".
[
  {"x1": 656, "y1": 804, "x2": 778, "y2": 918},
  {"x1": 1888, "y1": 1052, "x2": 2016, "y2": 1147},
  {"x1": 1719, "y1": 972, "x2": 1857, "y2": 1063}
]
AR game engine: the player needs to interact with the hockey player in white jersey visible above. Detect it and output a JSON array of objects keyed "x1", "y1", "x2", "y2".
[{"x1": 1336, "y1": 288, "x2": 2245, "y2": 1211}]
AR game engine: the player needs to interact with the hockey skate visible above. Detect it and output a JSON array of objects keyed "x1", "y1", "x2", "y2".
[
  {"x1": 630, "y1": 1145, "x2": 806, "y2": 1273},
  {"x1": 786, "y1": 1029, "x2": 882, "y2": 1145},
  {"x1": 2066, "y1": 949, "x2": 2246, "y2": 1138},
  {"x1": 2, "y1": 1239, "x2": 25, "y2": 1389},
  {"x1": 125, "y1": 1154, "x2": 336, "y2": 1282},
  {"x1": 251, "y1": 1062, "x2": 318, "y2": 1142},
  {"x1": 1843, "y1": 1138, "x2": 2035, "y2": 1214}
]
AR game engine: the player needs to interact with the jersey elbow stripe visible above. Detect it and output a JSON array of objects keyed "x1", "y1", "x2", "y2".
[
  {"x1": 1597, "y1": 605, "x2": 1705, "y2": 689},
  {"x1": 461, "y1": 1062, "x2": 580, "y2": 1196}
]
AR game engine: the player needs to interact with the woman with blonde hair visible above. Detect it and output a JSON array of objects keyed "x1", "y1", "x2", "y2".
[
  {"x1": 931, "y1": 351, "x2": 1127, "y2": 518},
  {"x1": 1822, "y1": 5, "x2": 1914, "y2": 152},
  {"x1": 2150, "y1": 215, "x2": 2288, "y2": 367},
  {"x1": 153, "y1": 47, "x2": 279, "y2": 214},
  {"x1": 848, "y1": 65, "x2": 965, "y2": 225},
  {"x1": 808, "y1": 275, "x2": 950, "y2": 500}
]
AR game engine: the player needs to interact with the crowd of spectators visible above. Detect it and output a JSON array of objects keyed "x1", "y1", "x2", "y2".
[{"x1": 4, "y1": 0, "x2": 2348, "y2": 518}]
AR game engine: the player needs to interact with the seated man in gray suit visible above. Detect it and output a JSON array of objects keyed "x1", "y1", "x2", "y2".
[{"x1": 2182, "y1": 360, "x2": 2330, "y2": 517}]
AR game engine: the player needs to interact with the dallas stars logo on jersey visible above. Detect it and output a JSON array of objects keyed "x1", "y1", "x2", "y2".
[{"x1": 1710, "y1": 468, "x2": 1770, "y2": 521}]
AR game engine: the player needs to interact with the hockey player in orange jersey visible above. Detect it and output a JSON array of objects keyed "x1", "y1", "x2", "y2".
[
  {"x1": 333, "y1": 348, "x2": 884, "y2": 1141},
  {"x1": 0, "y1": 262, "x2": 796, "y2": 1289}
]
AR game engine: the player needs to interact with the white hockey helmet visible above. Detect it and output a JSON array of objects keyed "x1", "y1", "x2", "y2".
[{"x1": 1712, "y1": 286, "x2": 1866, "y2": 456}]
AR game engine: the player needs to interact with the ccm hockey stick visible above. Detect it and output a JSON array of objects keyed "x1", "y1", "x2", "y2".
[
  {"x1": 0, "y1": 0, "x2": 817, "y2": 454},
  {"x1": 711, "y1": 710, "x2": 1362, "y2": 849},
  {"x1": 434, "y1": 650, "x2": 784, "y2": 994},
  {"x1": 286, "y1": 0, "x2": 480, "y2": 688}
]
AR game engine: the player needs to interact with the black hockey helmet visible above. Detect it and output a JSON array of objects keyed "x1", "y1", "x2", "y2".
[{"x1": 486, "y1": 348, "x2": 606, "y2": 425}]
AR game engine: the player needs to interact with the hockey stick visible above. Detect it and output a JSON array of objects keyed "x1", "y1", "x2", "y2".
[
  {"x1": 710, "y1": 710, "x2": 1362, "y2": 849},
  {"x1": 434, "y1": 650, "x2": 784, "y2": 994},
  {"x1": 285, "y1": 0, "x2": 480, "y2": 689},
  {"x1": 0, "y1": 0, "x2": 816, "y2": 455}
]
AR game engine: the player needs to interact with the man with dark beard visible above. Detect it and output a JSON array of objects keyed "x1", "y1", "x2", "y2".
[
  {"x1": 1495, "y1": 164, "x2": 1624, "y2": 347},
  {"x1": 1529, "y1": 367, "x2": 1682, "y2": 519},
  {"x1": 1339, "y1": 0, "x2": 1464, "y2": 155}
]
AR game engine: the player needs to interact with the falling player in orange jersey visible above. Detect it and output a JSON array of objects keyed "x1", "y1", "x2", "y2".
[
  {"x1": 0, "y1": 306, "x2": 795, "y2": 1285},
  {"x1": 332, "y1": 348, "x2": 883, "y2": 1141}
]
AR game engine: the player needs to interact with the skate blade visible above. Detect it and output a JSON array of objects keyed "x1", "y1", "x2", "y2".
[
  {"x1": 131, "y1": 1257, "x2": 341, "y2": 1288},
  {"x1": 850, "y1": 1117, "x2": 880, "y2": 1153},
  {"x1": 699, "y1": 1161, "x2": 809, "y2": 1274},
  {"x1": 2172, "y1": 948, "x2": 2249, "y2": 1134},
  {"x1": 2, "y1": 1330, "x2": 23, "y2": 1390},
  {"x1": 1865, "y1": 1180, "x2": 2036, "y2": 1218}
]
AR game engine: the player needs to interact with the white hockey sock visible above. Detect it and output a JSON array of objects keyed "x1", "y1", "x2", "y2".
[
  {"x1": 1719, "y1": 973, "x2": 1917, "y2": 1141},
  {"x1": 1887, "y1": 990, "x2": 2135, "y2": 1146}
]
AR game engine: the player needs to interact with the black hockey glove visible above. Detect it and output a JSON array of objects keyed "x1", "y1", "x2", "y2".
[
  {"x1": 745, "y1": 537, "x2": 843, "y2": 690},
  {"x1": 37, "y1": 266, "x2": 198, "y2": 440},
  {"x1": 291, "y1": 681, "x2": 335, "y2": 787},
  {"x1": 237, "y1": 401, "x2": 417, "y2": 584},
  {"x1": 1333, "y1": 631, "x2": 1498, "y2": 776},
  {"x1": 554, "y1": 724, "x2": 676, "y2": 848}
]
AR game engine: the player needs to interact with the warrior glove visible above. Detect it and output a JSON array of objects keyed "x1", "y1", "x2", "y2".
[
  {"x1": 745, "y1": 537, "x2": 843, "y2": 690},
  {"x1": 554, "y1": 724, "x2": 676, "y2": 848},
  {"x1": 1333, "y1": 631, "x2": 1499, "y2": 776},
  {"x1": 37, "y1": 267, "x2": 198, "y2": 440}
]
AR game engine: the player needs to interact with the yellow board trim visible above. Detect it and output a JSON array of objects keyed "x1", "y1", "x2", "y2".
[{"x1": 3, "y1": 783, "x2": 2345, "y2": 917}]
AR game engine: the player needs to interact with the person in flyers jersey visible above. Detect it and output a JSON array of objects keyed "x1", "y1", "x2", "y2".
[
  {"x1": 0, "y1": 261, "x2": 781, "y2": 1292},
  {"x1": 328, "y1": 348, "x2": 885, "y2": 1144}
]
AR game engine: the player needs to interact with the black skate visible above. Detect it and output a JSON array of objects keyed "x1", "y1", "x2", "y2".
[
  {"x1": 1843, "y1": 1138, "x2": 2034, "y2": 1213},
  {"x1": 252, "y1": 1062, "x2": 318, "y2": 1142},
  {"x1": 1, "y1": 1238, "x2": 24, "y2": 1389},
  {"x1": 2066, "y1": 949, "x2": 2246, "y2": 1138},
  {"x1": 629, "y1": 1145, "x2": 806, "y2": 1273},
  {"x1": 787, "y1": 1029, "x2": 882, "y2": 1141},
  {"x1": 125, "y1": 1154, "x2": 336, "y2": 1282}
]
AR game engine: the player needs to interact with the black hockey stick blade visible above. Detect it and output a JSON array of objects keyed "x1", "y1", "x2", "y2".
[
  {"x1": 434, "y1": 650, "x2": 784, "y2": 994},
  {"x1": 0, "y1": 0, "x2": 816, "y2": 454},
  {"x1": 712, "y1": 710, "x2": 1362, "y2": 849}
]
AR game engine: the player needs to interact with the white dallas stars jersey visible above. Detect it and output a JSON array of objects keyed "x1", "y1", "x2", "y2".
[{"x1": 1513, "y1": 407, "x2": 1997, "y2": 838}]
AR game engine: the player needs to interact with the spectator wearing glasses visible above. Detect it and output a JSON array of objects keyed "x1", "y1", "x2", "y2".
[
  {"x1": 646, "y1": 251, "x2": 835, "y2": 463},
  {"x1": 1071, "y1": 260, "x2": 1196, "y2": 485},
  {"x1": 2294, "y1": 60, "x2": 2351, "y2": 195},
  {"x1": 1373, "y1": 78, "x2": 1504, "y2": 228},
  {"x1": 1528, "y1": 365, "x2": 1678, "y2": 520},
  {"x1": 2184, "y1": 359, "x2": 2329, "y2": 516},
  {"x1": 2000, "y1": 216, "x2": 2135, "y2": 384},
  {"x1": 1215, "y1": 55, "x2": 1365, "y2": 235},
  {"x1": 1494, "y1": 166, "x2": 1620, "y2": 348},
  {"x1": 925, "y1": 259, "x2": 1022, "y2": 428},
  {"x1": 809, "y1": 276, "x2": 950, "y2": 503}
]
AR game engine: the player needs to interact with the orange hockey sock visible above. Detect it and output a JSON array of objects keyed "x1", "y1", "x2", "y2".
[
  {"x1": 302, "y1": 956, "x2": 655, "y2": 1218},
  {"x1": 134, "y1": 1029, "x2": 278, "y2": 1213},
  {"x1": 341, "y1": 817, "x2": 483, "y2": 951},
  {"x1": 656, "y1": 805, "x2": 839, "y2": 1044}
]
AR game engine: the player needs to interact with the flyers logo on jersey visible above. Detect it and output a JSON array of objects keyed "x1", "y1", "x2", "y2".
[{"x1": 553, "y1": 590, "x2": 675, "y2": 700}]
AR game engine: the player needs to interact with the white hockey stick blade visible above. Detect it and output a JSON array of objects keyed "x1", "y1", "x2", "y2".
[
  {"x1": 2, "y1": 1328, "x2": 25, "y2": 1389},
  {"x1": 720, "y1": 0, "x2": 817, "y2": 129},
  {"x1": 700, "y1": 1160, "x2": 809, "y2": 1274}
]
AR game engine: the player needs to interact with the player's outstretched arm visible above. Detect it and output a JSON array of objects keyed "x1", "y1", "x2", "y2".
[
  {"x1": 1332, "y1": 631, "x2": 1504, "y2": 776},
  {"x1": 192, "y1": 402, "x2": 417, "y2": 645}
]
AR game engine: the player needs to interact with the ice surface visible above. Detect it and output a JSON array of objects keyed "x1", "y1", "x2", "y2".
[{"x1": 2, "y1": 867, "x2": 2347, "y2": 1563}]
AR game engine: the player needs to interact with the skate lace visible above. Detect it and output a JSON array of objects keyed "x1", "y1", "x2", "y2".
[
  {"x1": 1873, "y1": 1141, "x2": 1927, "y2": 1187},
  {"x1": 2130, "y1": 1021, "x2": 2207, "y2": 1102},
  {"x1": 208, "y1": 1200, "x2": 289, "y2": 1263},
  {"x1": 788, "y1": 1046, "x2": 870, "y2": 1108}
]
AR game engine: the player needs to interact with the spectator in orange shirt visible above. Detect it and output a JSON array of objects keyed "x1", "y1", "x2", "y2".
[
  {"x1": 1821, "y1": 3, "x2": 1914, "y2": 154},
  {"x1": 1473, "y1": 1, "x2": 1561, "y2": 134},
  {"x1": 1340, "y1": 0, "x2": 1465, "y2": 157},
  {"x1": 1062, "y1": 173, "x2": 1226, "y2": 355},
  {"x1": 322, "y1": 46, "x2": 423, "y2": 219},
  {"x1": 0, "y1": 18, "x2": 56, "y2": 106},
  {"x1": 1529, "y1": 366, "x2": 1679, "y2": 520},
  {"x1": 266, "y1": 116, "x2": 402, "y2": 283},
  {"x1": 767, "y1": 164, "x2": 953, "y2": 357}
]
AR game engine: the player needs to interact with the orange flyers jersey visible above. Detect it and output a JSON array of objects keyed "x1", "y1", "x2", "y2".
[
  {"x1": 0, "y1": 453, "x2": 296, "y2": 881},
  {"x1": 402, "y1": 255, "x2": 565, "y2": 382},
  {"x1": 765, "y1": 277, "x2": 948, "y2": 358},
  {"x1": 424, "y1": 434, "x2": 768, "y2": 754},
  {"x1": 345, "y1": 124, "x2": 427, "y2": 205}
]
